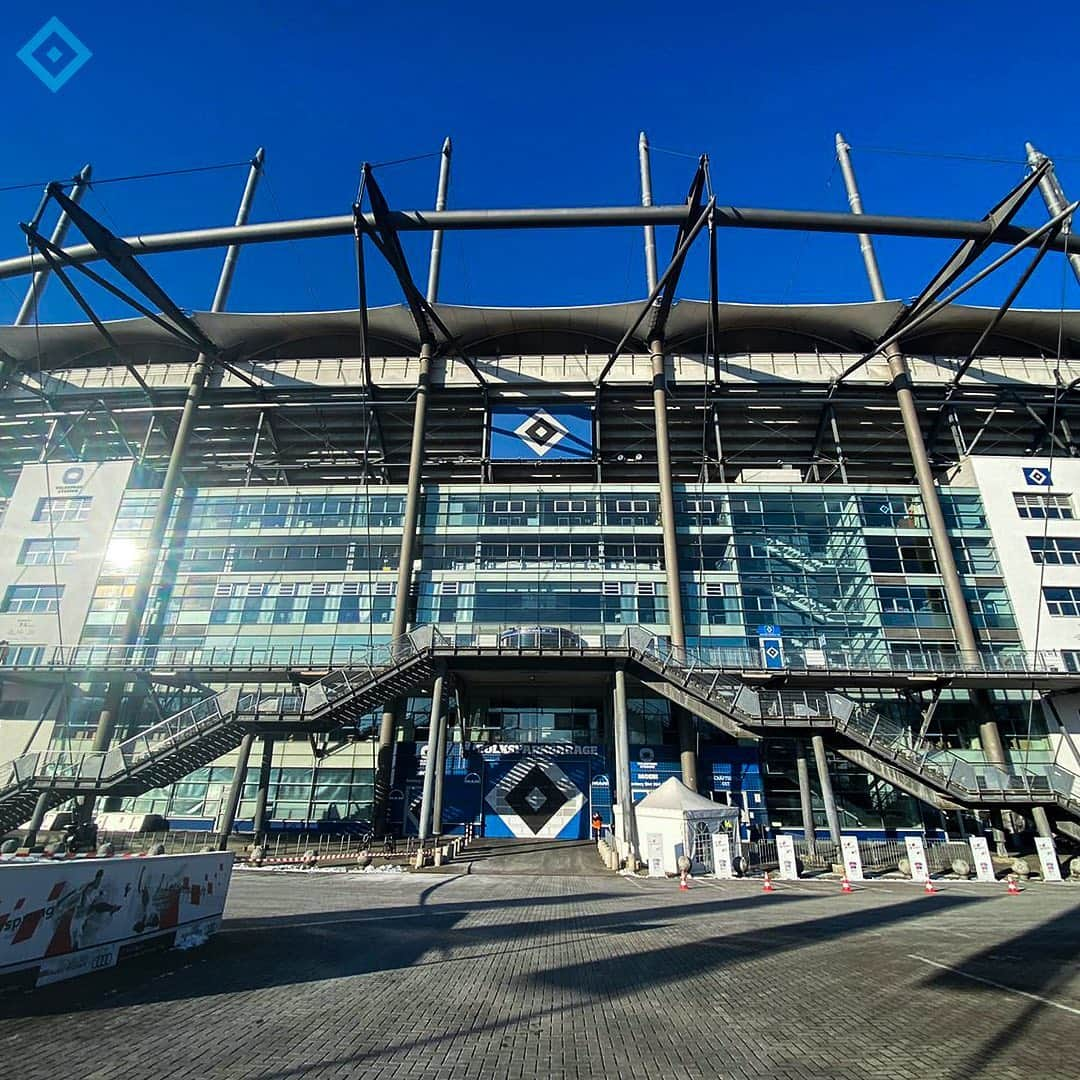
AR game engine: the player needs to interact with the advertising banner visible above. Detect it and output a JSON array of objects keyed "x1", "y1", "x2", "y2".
[
  {"x1": 904, "y1": 836, "x2": 929, "y2": 882},
  {"x1": 776, "y1": 834, "x2": 799, "y2": 879},
  {"x1": 711, "y1": 831, "x2": 733, "y2": 879},
  {"x1": 1034, "y1": 836, "x2": 1063, "y2": 882},
  {"x1": 0, "y1": 852, "x2": 234, "y2": 987},
  {"x1": 840, "y1": 835, "x2": 864, "y2": 881},
  {"x1": 967, "y1": 836, "x2": 996, "y2": 882},
  {"x1": 646, "y1": 833, "x2": 665, "y2": 878}
]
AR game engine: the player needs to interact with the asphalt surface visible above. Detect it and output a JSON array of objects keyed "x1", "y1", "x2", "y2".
[{"x1": 1, "y1": 841, "x2": 1078, "y2": 1079}]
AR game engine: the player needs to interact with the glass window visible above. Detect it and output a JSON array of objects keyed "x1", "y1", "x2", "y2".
[
  {"x1": 2, "y1": 585, "x2": 63, "y2": 613},
  {"x1": 33, "y1": 496, "x2": 92, "y2": 523},
  {"x1": 1043, "y1": 587, "x2": 1080, "y2": 617},
  {"x1": 1028, "y1": 536, "x2": 1080, "y2": 565},
  {"x1": 1015, "y1": 492, "x2": 1074, "y2": 519},
  {"x1": 18, "y1": 537, "x2": 79, "y2": 565}
]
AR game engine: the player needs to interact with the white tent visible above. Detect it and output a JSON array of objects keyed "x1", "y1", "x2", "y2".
[{"x1": 633, "y1": 777, "x2": 741, "y2": 875}]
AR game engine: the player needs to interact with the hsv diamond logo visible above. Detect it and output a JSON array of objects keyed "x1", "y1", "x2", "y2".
[
  {"x1": 486, "y1": 759, "x2": 585, "y2": 839},
  {"x1": 1023, "y1": 467, "x2": 1052, "y2": 487},
  {"x1": 490, "y1": 405, "x2": 593, "y2": 461},
  {"x1": 17, "y1": 18, "x2": 92, "y2": 93},
  {"x1": 513, "y1": 409, "x2": 569, "y2": 457}
]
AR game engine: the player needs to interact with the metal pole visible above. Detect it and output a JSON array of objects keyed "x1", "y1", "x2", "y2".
[
  {"x1": 6, "y1": 204, "x2": 1080, "y2": 283},
  {"x1": 638, "y1": 135, "x2": 698, "y2": 791},
  {"x1": 23, "y1": 791, "x2": 53, "y2": 849},
  {"x1": 373, "y1": 138, "x2": 452, "y2": 834},
  {"x1": 1025, "y1": 142, "x2": 1080, "y2": 286},
  {"x1": 795, "y1": 741, "x2": 817, "y2": 855},
  {"x1": 82, "y1": 150, "x2": 265, "y2": 809},
  {"x1": 418, "y1": 671, "x2": 444, "y2": 841},
  {"x1": 251, "y1": 736, "x2": 274, "y2": 845},
  {"x1": 834, "y1": 135, "x2": 1006, "y2": 757},
  {"x1": 431, "y1": 693, "x2": 449, "y2": 838},
  {"x1": 639, "y1": 132, "x2": 658, "y2": 292},
  {"x1": 216, "y1": 732, "x2": 255, "y2": 850},
  {"x1": 14, "y1": 165, "x2": 92, "y2": 326},
  {"x1": 612, "y1": 667, "x2": 637, "y2": 867},
  {"x1": 811, "y1": 734, "x2": 842, "y2": 845}
]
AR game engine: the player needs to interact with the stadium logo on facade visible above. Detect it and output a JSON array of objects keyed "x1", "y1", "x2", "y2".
[
  {"x1": 16, "y1": 18, "x2": 92, "y2": 93},
  {"x1": 490, "y1": 404, "x2": 593, "y2": 461},
  {"x1": 1023, "y1": 467, "x2": 1052, "y2": 487}
]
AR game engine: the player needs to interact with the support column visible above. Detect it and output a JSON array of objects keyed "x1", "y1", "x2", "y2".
[
  {"x1": 418, "y1": 671, "x2": 444, "y2": 841},
  {"x1": 1025, "y1": 143, "x2": 1080, "y2": 287},
  {"x1": 835, "y1": 134, "x2": 1007, "y2": 765},
  {"x1": 639, "y1": 133, "x2": 697, "y2": 791},
  {"x1": 216, "y1": 733, "x2": 255, "y2": 851},
  {"x1": 82, "y1": 150, "x2": 265, "y2": 816},
  {"x1": 23, "y1": 791, "x2": 53, "y2": 849},
  {"x1": 251, "y1": 737, "x2": 274, "y2": 845},
  {"x1": 795, "y1": 741, "x2": 817, "y2": 854},
  {"x1": 373, "y1": 138, "x2": 452, "y2": 835},
  {"x1": 1032, "y1": 806, "x2": 1054, "y2": 839},
  {"x1": 431, "y1": 688, "x2": 450, "y2": 837},
  {"x1": 811, "y1": 735, "x2": 842, "y2": 845},
  {"x1": 613, "y1": 667, "x2": 637, "y2": 867}
]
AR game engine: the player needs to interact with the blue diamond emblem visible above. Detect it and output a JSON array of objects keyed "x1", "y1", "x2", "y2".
[{"x1": 17, "y1": 17, "x2": 92, "y2": 92}]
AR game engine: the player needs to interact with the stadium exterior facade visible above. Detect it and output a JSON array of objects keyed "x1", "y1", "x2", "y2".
[{"x1": 2, "y1": 136, "x2": 1080, "y2": 854}]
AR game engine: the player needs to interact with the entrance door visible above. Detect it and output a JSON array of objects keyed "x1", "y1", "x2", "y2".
[{"x1": 483, "y1": 756, "x2": 591, "y2": 839}]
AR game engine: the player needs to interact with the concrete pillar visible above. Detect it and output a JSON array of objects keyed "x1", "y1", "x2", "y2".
[
  {"x1": 811, "y1": 735, "x2": 842, "y2": 845},
  {"x1": 23, "y1": 791, "x2": 52, "y2": 849},
  {"x1": 251, "y1": 737, "x2": 274, "y2": 845},
  {"x1": 979, "y1": 720, "x2": 1009, "y2": 770},
  {"x1": 431, "y1": 690, "x2": 450, "y2": 837},
  {"x1": 1032, "y1": 806, "x2": 1054, "y2": 839},
  {"x1": 216, "y1": 733, "x2": 254, "y2": 851},
  {"x1": 418, "y1": 673, "x2": 444, "y2": 841},
  {"x1": 795, "y1": 741, "x2": 817, "y2": 855},
  {"x1": 613, "y1": 667, "x2": 637, "y2": 868}
]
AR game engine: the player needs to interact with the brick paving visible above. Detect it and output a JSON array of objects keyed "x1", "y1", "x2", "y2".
[{"x1": 1, "y1": 844, "x2": 1078, "y2": 1079}]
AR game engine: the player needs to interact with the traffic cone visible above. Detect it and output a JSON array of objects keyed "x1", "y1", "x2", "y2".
[
  {"x1": 841, "y1": 876, "x2": 853, "y2": 894},
  {"x1": 762, "y1": 871, "x2": 775, "y2": 893},
  {"x1": 1007, "y1": 876, "x2": 1022, "y2": 895},
  {"x1": 923, "y1": 878, "x2": 937, "y2": 895}
]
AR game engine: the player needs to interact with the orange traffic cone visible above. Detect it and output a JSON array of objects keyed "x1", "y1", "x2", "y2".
[
  {"x1": 841, "y1": 876, "x2": 853, "y2": 893},
  {"x1": 1007, "y1": 876, "x2": 1022, "y2": 895},
  {"x1": 923, "y1": 878, "x2": 937, "y2": 895},
  {"x1": 762, "y1": 871, "x2": 775, "y2": 893}
]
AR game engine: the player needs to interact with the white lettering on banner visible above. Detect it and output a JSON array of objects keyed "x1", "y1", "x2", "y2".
[
  {"x1": 1034, "y1": 836, "x2": 1063, "y2": 882},
  {"x1": 646, "y1": 833, "x2": 665, "y2": 878},
  {"x1": 904, "y1": 836, "x2": 929, "y2": 882},
  {"x1": 776, "y1": 834, "x2": 799, "y2": 880},
  {"x1": 36, "y1": 943, "x2": 118, "y2": 986},
  {"x1": 968, "y1": 836, "x2": 996, "y2": 882},
  {"x1": 840, "y1": 835, "x2": 864, "y2": 881},
  {"x1": 711, "y1": 832, "x2": 733, "y2": 879}
]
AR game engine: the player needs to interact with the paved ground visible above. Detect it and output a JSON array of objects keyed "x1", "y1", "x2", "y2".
[{"x1": 1, "y1": 842, "x2": 1079, "y2": 1079}]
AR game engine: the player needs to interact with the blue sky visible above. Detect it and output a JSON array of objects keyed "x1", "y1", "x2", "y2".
[{"x1": 2, "y1": 1, "x2": 1080, "y2": 324}]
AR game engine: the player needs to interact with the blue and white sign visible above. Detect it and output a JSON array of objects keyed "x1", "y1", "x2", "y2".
[
  {"x1": 759, "y1": 637, "x2": 785, "y2": 670},
  {"x1": 1023, "y1": 467, "x2": 1053, "y2": 487},
  {"x1": 489, "y1": 405, "x2": 593, "y2": 461},
  {"x1": 756, "y1": 624, "x2": 782, "y2": 638}
]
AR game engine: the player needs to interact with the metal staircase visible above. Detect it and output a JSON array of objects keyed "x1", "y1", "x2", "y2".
[
  {"x1": 0, "y1": 686, "x2": 254, "y2": 833},
  {"x1": 624, "y1": 628, "x2": 1080, "y2": 819}
]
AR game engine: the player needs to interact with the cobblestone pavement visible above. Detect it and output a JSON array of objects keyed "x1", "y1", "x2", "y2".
[{"x1": 1, "y1": 851, "x2": 1078, "y2": 1080}]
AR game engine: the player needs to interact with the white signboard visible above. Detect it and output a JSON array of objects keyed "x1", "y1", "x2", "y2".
[
  {"x1": 840, "y1": 835, "x2": 864, "y2": 881},
  {"x1": 776, "y1": 834, "x2": 799, "y2": 880},
  {"x1": 967, "y1": 836, "x2": 996, "y2": 882},
  {"x1": 0, "y1": 852, "x2": 234, "y2": 987},
  {"x1": 904, "y1": 836, "x2": 929, "y2": 882},
  {"x1": 1034, "y1": 836, "x2": 1063, "y2": 882},
  {"x1": 711, "y1": 831, "x2": 733, "y2": 879},
  {"x1": 646, "y1": 833, "x2": 665, "y2": 878}
]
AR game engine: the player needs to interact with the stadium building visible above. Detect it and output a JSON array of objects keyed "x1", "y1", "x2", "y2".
[{"x1": 1, "y1": 135, "x2": 1079, "y2": 859}]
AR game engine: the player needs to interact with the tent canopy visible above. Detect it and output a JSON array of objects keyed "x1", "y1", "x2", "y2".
[{"x1": 635, "y1": 777, "x2": 740, "y2": 820}]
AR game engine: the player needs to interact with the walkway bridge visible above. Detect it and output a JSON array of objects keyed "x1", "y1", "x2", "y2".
[{"x1": 2, "y1": 626, "x2": 1079, "y2": 833}]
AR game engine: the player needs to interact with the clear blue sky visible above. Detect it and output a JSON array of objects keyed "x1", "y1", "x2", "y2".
[{"x1": 3, "y1": 1, "x2": 1080, "y2": 324}]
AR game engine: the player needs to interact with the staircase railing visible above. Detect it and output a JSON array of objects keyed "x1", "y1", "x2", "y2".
[
  {"x1": 624, "y1": 627, "x2": 1080, "y2": 810},
  {"x1": 0, "y1": 685, "x2": 251, "y2": 799}
]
